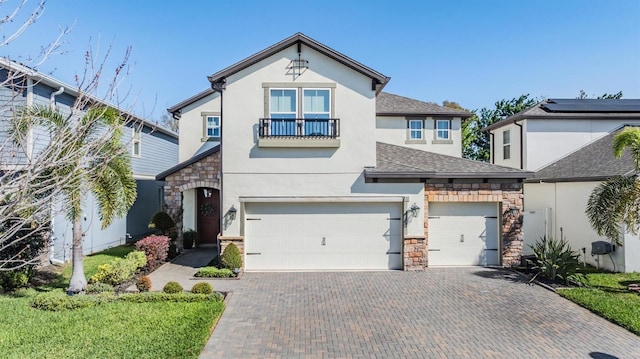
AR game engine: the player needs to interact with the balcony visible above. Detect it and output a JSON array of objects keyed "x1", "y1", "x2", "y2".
[{"x1": 257, "y1": 118, "x2": 340, "y2": 148}]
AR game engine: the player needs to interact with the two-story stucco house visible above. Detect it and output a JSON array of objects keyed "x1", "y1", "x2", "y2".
[
  {"x1": 161, "y1": 33, "x2": 530, "y2": 271},
  {"x1": 486, "y1": 99, "x2": 640, "y2": 272},
  {"x1": 0, "y1": 58, "x2": 179, "y2": 263}
]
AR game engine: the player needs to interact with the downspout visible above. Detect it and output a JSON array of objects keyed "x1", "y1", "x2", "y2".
[
  {"x1": 48, "y1": 86, "x2": 65, "y2": 265},
  {"x1": 50, "y1": 86, "x2": 64, "y2": 110},
  {"x1": 490, "y1": 132, "x2": 495, "y2": 164},
  {"x1": 514, "y1": 120, "x2": 524, "y2": 169}
]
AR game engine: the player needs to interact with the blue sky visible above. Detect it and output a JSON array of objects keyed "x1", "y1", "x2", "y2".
[{"x1": 2, "y1": 0, "x2": 639, "y2": 122}]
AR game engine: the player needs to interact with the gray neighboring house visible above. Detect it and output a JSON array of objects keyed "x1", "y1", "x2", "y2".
[{"x1": 0, "y1": 58, "x2": 179, "y2": 262}]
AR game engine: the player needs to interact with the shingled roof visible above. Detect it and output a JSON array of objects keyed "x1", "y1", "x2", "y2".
[
  {"x1": 365, "y1": 142, "x2": 532, "y2": 180},
  {"x1": 485, "y1": 99, "x2": 640, "y2": 132},
  {"x1": 376, "y1": 92, "x2": 472, "y2": 117},
  {"x1": 529, "y1": 126, "x2": 637, "y2": 182}
]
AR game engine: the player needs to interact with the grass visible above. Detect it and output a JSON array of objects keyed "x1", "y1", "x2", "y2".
[
  {"x1": 0, "y1": 245, "x2": 225, "y2": 358},
  {"x1": 558, "y1": 272, "x2": 640, "y2": 335}
]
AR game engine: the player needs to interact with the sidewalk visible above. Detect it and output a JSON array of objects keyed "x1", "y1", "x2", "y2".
[{"x1": 129, "y1": 245, "x2": 218, "y2": 292}]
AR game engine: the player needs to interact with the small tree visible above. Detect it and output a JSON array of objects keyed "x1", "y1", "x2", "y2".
[{"x1": 221, "y1": 243, "x2": 242, "y2": 271}]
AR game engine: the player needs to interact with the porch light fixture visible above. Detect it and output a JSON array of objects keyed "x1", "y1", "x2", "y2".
[
  {"x1": 227, "y1": 205, "x2": 237, "y2": 221},
  {"x1": 202, "y1": 188, "x2": 212, "y2": 198},
  {"x1": 409, "y1": 203, "x2": 420, "y2": 218}
]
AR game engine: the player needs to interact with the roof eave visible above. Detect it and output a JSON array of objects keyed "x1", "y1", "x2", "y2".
[
  {"x1": 156, "y1": 145, "x2": 221, "y2": 180},
  {"x1": 364, "y1": 170, "x2": 532, "y2": 180},
  {"x1": 376, "y1": 111, "x2": 473, "y2": 118}
]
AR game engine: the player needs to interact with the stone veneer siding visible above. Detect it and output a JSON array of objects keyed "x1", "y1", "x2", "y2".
[
  {"x1": 163, "y1": 151, "x2": 221, "y2": 249},
  {"x1": 405, "y1": 182, "x2": 524, "y2": 270}
]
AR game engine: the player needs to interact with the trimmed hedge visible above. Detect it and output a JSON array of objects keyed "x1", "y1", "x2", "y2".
[
  {"x1": 221, "y1": 243, "x2": 242, "y2": 270},
  {"x1": 89, "y1": 251, "x2": 147, "y2": 285},
  {"x1": 163, "y1": 281, "x2": 183, "y2": 294},
  {"x1": 86, "y1": 282, "x2": 115, "y2": 294},
  {"x1": 136, "y1": 275, "x2": 152, "y2": 292},
  {"x1": 191, "y1": 282, "x2": 213, "y2": 294},
  {"x1": 195, "y1": 267, "x2": 234, "y2": 278},
  {"x1": 135, "y1": 235, "x2": 170, "y2": 271},
  {"x1": 31, "y1": 291, "x2": 224, "y2": 311}
]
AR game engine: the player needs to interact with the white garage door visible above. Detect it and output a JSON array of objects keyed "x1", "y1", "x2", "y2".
[
  {"x1": 244, "y1": 202, "x2": 402, "y2": 271},
  {"x1": 428, "y1": 202, "x2": 499, "y2": 266}
]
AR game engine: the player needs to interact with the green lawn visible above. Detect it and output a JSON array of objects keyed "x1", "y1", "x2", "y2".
[
  {"x1": 558, "y1": 272, "x2": 640, "y2": 335},
  {"x1": 0, "y1": 245, "x2": 224, "y2": 358}
]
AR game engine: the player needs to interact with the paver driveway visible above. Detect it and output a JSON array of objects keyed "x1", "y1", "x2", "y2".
[{"x1": 201, "y1": 268, "x2": 640, "y2": 359}]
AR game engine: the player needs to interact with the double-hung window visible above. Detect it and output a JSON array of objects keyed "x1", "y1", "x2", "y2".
[
  {"x1": 132, "y1": 127, "x2": 141, "y2": 157},
  {"x1": 205, "y1": 116, "x2": 220, "y2": 138},
  {"x1": 408, "y1": 119, "x2": 423, "y2": 140},
  {"x1": 269, "y1": 89, "x2": 297, "y2": 136},
  {"x1": 303, "y1": 89, "x2": 330, "y2": 136},
  {"x1": 436, "y1": 119, "x2": 451, "y2": 140},
  {"x1": 503, "y1": 129, "x2": 511, "y2": 160}
]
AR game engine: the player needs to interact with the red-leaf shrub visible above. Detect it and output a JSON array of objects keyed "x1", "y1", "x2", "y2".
[{"x1": 135, "y1": 235, "x2": 170, "y2": 271}]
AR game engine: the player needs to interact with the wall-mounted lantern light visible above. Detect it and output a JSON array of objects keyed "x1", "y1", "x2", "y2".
[
  {"x1": 227, "y1": 205, "x2": 237, "y2": 221},
  {"x1": 409, "y1": 203, "x2": 420, "y2": 218}
]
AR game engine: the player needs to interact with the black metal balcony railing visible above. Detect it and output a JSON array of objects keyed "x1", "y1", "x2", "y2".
[{"x1": 258, "y1": 118, "x2": 340, "y2": 138}]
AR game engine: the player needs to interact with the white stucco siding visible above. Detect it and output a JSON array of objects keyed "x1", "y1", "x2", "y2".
[
  {"x1": 221, "y1": 45, "x2": 376, "y2": 174},
  {"x1": 375, "y1": 116, "x2": 462, "y2": 156},
  {"x1": 525, "y1": 119, "x2": 640, "y2": 171},
  {"x1": 491, "y1": 122, "x2": 523, "y2": 169},
  {"x1": 178, "y1": 93, "x2": 220, "y2": 161},
  {"x1": 224, "y1": 173, "x2": 425, "y2": 239},
  {"x1": 524, "y1": 182, "x2": 627, "y2": 272},
  {"x1": 623, "y1": 232, "x2": 640, "y2": 272}
]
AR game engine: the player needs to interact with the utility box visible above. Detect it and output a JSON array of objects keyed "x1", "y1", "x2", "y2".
[{"x1": 591, "y1": 241, "x2": 613, "y2": 255}]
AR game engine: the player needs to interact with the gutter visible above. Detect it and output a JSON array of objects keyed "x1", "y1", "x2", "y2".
[{"x1": 50, "y1": 86, "x2": 64, "y2": 110}]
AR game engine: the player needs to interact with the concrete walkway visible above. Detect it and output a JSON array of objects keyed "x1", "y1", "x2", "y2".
[
  {"x1": 198, "y1": 268, "x2": 640, "y2": 359},
  {"x1": 131, "y1": 245, "x2": 218, "y2": 292}
]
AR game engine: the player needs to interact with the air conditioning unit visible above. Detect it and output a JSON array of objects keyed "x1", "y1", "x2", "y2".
[{"x1": 591, "y1": 241, "x2": 613, "y2": 255}]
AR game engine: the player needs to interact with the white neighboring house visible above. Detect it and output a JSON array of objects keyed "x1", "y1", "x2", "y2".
[
  {"x1": 0, "y1": 59, "x2": 179, "y2": 263},
  {"x1": 161, "y1": 33, "x2": 530, "y2": 271},
  {"x1": 486, "y1": 99, "x2": 640, "y2": 272}
]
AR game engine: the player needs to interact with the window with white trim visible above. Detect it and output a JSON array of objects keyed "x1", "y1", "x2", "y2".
[
  {"x1": 132, "y1": 127, "x2": 141, "y2": 157},
  {"x1": 205, "y1": 116, "x2": 220, "y2": 138},
  {"x1": 436, "y1": 119, "x2": 451, "y2": 140},
  {"x1": 269, "y1": 89, "x2": 297, "y2": 136},
  {"x1": 503, "y1": 129, "x2": 511, "y2": 160},
  {"x1": 408, "y1": 119, "x2": 423, "y2": 140},
  {"x1": 303, "y1": 89, "x2": 330, "y2": 135}
]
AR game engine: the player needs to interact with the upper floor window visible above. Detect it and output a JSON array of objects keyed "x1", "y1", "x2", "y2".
[
  {"x1": 503, "y1": 129, "x2": 511, "y2": 160},
  {"x1": 206, "y1": 116, "x2": 220, "y2": 138},
  {"x1": 132, "y1": 127, "x2": 141, "y2": 158},
  {"x1": 408, "y1": 119, "x2": 423, "y2": 140},
  {"x1": 436, "y1": 119, "x2": 451, "y2": 140},
  {"x1": 303, "y1": 89, "x2": 330, "y2": 119},
  {"x1": 270, "y1": 89, "x2": 297, "y2": 119}
]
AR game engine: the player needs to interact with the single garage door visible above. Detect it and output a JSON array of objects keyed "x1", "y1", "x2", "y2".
[
  {"x1": 428, "y1": 202, "x2": 499, "y2": 266},
  {"x1": 244, "y1": 202, "x2": 402, "y2": 271}
]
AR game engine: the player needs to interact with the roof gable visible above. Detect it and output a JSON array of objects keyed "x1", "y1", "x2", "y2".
[{"x1": 169, "y1": 33, "x2": 390, "y2": 114}]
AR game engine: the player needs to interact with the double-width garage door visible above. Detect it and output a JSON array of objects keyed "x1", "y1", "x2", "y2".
[
  {"x1": 428, "y1": 202, "x2": 500, "y2": 266},
  {"x1": 244, "y1": 202, "x2": 402, "y2": 271}
]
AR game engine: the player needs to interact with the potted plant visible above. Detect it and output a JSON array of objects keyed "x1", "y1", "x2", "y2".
[{"x1": 183, "y1": 230, "x2": 198, "y2": 250}]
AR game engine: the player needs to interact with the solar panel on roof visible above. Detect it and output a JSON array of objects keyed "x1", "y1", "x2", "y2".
[{"x1": 542, "y1": 99, "x2": 640, "y2": 113}]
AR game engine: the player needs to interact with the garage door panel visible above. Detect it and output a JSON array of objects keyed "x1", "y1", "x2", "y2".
[
  {"x1": 245, "y1": 202, "x2": 402, "y2": 271},
  {"x1": 428, "y1": 202, "x2": 499, "y2": 266}
]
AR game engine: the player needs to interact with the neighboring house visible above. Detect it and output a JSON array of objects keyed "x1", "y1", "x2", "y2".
[
  {"x1": 0, "y1": 58, "x2": 179, "y2": 262},
  {"x1": 162, "y1": 33, "x2": 530, "y2": 271},
  {"x1": 487, "y1": 99, "x2": 640, "y2": 272},
  {"x1": 485, "y1": 98, "x2": 640, "y2": 171},
  {"x1": 524, "y1": 126, "x2": 640, "y2": 272}
]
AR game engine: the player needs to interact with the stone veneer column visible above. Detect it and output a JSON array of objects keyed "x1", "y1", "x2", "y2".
[
  {"x1": 423, "y1": 182, "x2": 524, "y2": 267},
  {"x1": 403, "y1": 235, "x2": 427, "y2": 271}
]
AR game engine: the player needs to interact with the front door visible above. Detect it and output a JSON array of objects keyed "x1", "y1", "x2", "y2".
[{"x1": 196, "y1": 188, "x2": 220, "y2": 244}]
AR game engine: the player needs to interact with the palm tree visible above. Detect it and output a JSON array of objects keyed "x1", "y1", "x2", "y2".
[
  {"x1": 13, "y1": 105, "x2": 137, "y2": 292},
  {"x1": 586, "y1": 127, "x2": 640, "y2": 245}
]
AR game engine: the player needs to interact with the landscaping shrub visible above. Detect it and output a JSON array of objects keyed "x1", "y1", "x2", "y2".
[
  {"x1": 195, "y1": 267, "x2": 234, "y2": 278},
  {"x1": 136, "y1": 275, "x2": 152, "y2": 292},
  {"x1": 0, "y1": 220, "x2": 48, "y2": 291},
  {"x1": 221, "y1": 243, "x2": 242, "y2": 270},
  {"x1": 31, "y1": 291, "x2": 116, "y2": 311},
  {"x1": 31, "y1": 291, "x2": 223, "y2": 311},
  {"x1": 191, "y1": 282, "x2": 213, "y2": 294},
  {"x1": 183, "y1": 230, "x2": 198, "y2": 249},
  {"x1": 89, "y1": 250, "x2": 147, "y2": 285},
  {"x1": 86, "y1": 282, "x2": 114, "y2": 294},
  {"x1": 148, "y1": 211, "x2": 175, "y2": 234},
  {"x1": 529, "y1": 236, "x2": 580, "y2": 284},
  {"x1": 163, "y1": 281, "x2": 183, "y2": 294},
  {"x1": 135, "y1": 235, "x2": 170, "y2": 271}
]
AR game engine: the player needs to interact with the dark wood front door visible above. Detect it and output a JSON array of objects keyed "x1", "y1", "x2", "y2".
[{"x1": 197, "y1": 188, "x2": 220, "y2": 244}]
